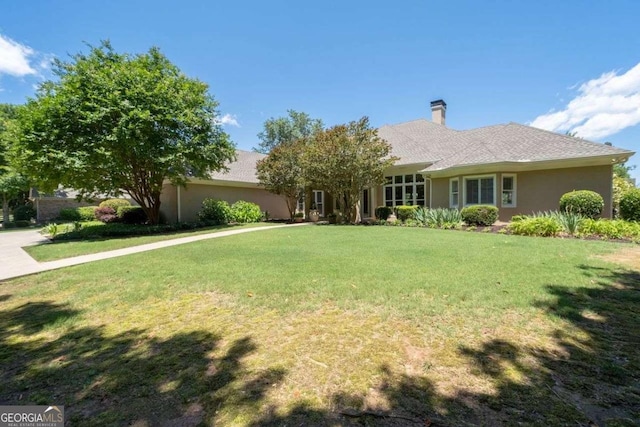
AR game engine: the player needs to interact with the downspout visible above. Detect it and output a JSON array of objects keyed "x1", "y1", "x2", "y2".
[{"x1": 177, "y1": 185, "x2": 182, "y2": 222}]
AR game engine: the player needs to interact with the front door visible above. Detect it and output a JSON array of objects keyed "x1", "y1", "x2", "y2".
[{"x1": 361, "y1": 189, "x2": 370, "y2": 217}]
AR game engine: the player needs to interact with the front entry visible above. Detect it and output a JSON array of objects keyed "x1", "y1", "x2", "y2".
[{"x1": 361, "y1": 189, "x2": 370, "y2": 218}]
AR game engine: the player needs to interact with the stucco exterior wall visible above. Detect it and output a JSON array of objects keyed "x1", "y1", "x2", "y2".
[
  {"x1": 160, "y1": 183, "x2": 290, "y2": 223},
  {"x1": 510, "y1": 165, "x2": 613, "y2": 219},
  {"x1": 429, "y1": 165, "x2": 614, "y2": 221}
]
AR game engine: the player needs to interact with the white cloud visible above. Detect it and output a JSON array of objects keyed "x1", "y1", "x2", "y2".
[
  {"x1": 530, "y1": 62, "x2": 640, "y2": 140},
  {"x1": 216, "y1": 113, "x2": 240, "y2": 127},
  {"x1": 0, "y1": 34, "x2": 37, "y2": 77}
]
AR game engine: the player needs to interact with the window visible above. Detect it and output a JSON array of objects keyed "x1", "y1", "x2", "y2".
[
  {"x1": 450, "y1": 178, "x2": 459, "y2": 208},
  {"x1": 383, "y1": 174, "x2": 426, "y2": 207},
  {"x1": 463, "y1": 175, "x2": 495, "y2": 205},
  {"x1": 502, "y1": 174, "x2": 516, "y2": 207},
  {"x1": 312, "y1": 190, "x2": 324, "y2": 215}
]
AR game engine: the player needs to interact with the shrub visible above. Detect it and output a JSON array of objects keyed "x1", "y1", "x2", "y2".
[
  {"x1": 510, "y1": 215, "x2": 527, "y2": 223},
  {"x1": 117, "y1": 206, "x2": 148, "y2": 224},
  {"x1": 94, "y1": 206, "x2": 119, "y2": 223},
  {"x1": 415, "y1": 207, "x2": 462, "y2": 228},
  {"x1": 559, "y1": 190, "x2": 604, "y2": 219},
  {"x1": 58, "y1": 208, "x2": 81, "y2": 221},
  {"x1": 619, "y1": 188, "x2": 640, "y2": 222},
  {"x1": 59, "y1": 206, "x2": 100, "y2": 222},
  {"x1": 99, "y1": 198, "x2": 131, "y2": 211},
  {"x1": 578, "y1": 218, "x2": 640, "y2": 240},
  {"x1": 461, "y1": 205, "x2": 498, "y2": 226},
  {"x1": 13, "y1": 204, "x2": 36, "y2": 221},
  {"x1": 508, "y1": 217, "x2": 562, "y2": 237},
  {"x1": 375, "y1": 206, "x2": 393, "y2": 220},
  {"x1": 43, "y1": 223, "x2": 59, "y2": 237},
  {"x1": 15, "y1": 220, "x2": 31, "y2": 228},
  {"x1": 78, "y1": 206, "x2": 99, "y2": 221},
  {"x1": 230, "y1": 200, "x2": 262, "y2": 223},
  {"x1": 394, "y1": 205, "x2": 418, "y2": 222},
  {"x1": 198, "y1": 199, "x2": 232, "y2": 224}
]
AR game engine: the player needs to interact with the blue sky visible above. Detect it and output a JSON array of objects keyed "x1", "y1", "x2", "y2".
[{"x1": 2, "y1": 0, "x2": 640, "y2": 179}]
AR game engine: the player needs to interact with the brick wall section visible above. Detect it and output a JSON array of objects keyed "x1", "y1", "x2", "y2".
[{"x1": 35, "y1": 198, "x2": 105, "y2": 222}]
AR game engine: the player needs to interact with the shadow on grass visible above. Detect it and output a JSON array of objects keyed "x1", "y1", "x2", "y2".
[
  {"x1": 251, "y1": 265, "x2": 640, "y2": 426},
  {"x1": 0, "y1": 301, "x2": 285, "y2": 426},
  {"x1": 1, "y1": 264, "x2": 638, "y2": 426}
]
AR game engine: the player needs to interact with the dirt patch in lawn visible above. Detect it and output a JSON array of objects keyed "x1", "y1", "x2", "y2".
[{"x1": 596, "y1": 245, "x2": 640, "y2": 270}]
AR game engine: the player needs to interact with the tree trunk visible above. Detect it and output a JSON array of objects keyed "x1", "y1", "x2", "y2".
[
  {"x1": 2, "y1": 194, "x2": 9, "y2": 227},
  {"x1": 285, "y1": 195, "x2": 296, "y2": 221}
]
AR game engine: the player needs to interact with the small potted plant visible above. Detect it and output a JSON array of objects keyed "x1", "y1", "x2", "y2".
[
  {"x1": 293, "y1": 212, "x2": 305, "y2": 223},
  {"x1": 327, "y1": 212, "x2": 338, "y2": 224},
  {"x1": 308, "y1": 203, "x2": 320, "y2": 222}
]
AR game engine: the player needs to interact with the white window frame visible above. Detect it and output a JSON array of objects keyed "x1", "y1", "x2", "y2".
[
  {"x1": 501, "y1": 174, "x2": 517, "y2": 208},
  {"x1": 312, "y1": 190, "x2": 324, "y2": 216},
  {"x1": 463, "y1": 174, "x2": 497, "y2": 206},
  {"x1": 383, "y1": 174, "x2": 426, "y2": 207},
  {"x1": 449, "y1": 178, "x2": 459, "y2": 208}
]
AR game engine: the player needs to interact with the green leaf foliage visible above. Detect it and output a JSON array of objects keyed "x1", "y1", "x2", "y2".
[
  {"x1": 230, "y1": 201, "x2": 262, "y2": 223},
  {"x1": 304, "y1": 117, "x2": 398, "y2": 223},
  {"x1": 559, "y1": 190, "x2": 604, "y2": 219},
  {"x1": 13, "y1": 41, "x2": 235, "y2": 224},
  {"x1": 198, "y1": 199, "x2": 232, "y2": 224},
  {"x1": 461, "y1": 205, "x2": 498, "y2": 226},
  {"x1": 619, "y1": 188, "x2": 640, "y2": 222},
  {"x1": 254, "y1": 110, "x2": 323, "y2": 154},
  {"x1": 256, "y1": 140, "x2": 305, "y2": 220},
  {"x1": 394, "y1": 205, "x2": 418, "y2": 222}
]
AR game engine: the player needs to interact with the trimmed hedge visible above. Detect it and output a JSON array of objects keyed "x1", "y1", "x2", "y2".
[
  {"x1": 13, "y1": 205, "x2": 36, "y2": 221},
  {"x1": 51, "y1": 221, "x2": 221, "y2": 241},
  {"x1": 375, "y1": 206, "x2": 393, "y2": 220},
  {"x1": 395, "y1": 205, "x2": 418, "y2": 222},
  {"x1": 99, "y1": 198, "x2": 131, "y2": 211},
  {"x1": 58, "y1": 206, "x2": 99, "y2": 222},
  {"x1": 559, "y1": 190, "x2": 604, "y2": 219},
  {"x1": 508, "y1": 217, "x2": 562, "y2": 237},
  {"x1": 59, "y1": 208, "x2": 81, "y2": 221},
  {"x1": 461, "y1": 205, "x2": 498, "y2": 226},
  {"x1": 198, "y1": 199, "x2": 232, "y2": 224},
  {"x1": 117, "y1": 206, "x2": 148, "y2": 224},
  {"x1": 619, "y1": 188, "x2": 640, "y2": 222},
  {"x1": 230, "y1": 201, "x2": 262, "y2": 223}
]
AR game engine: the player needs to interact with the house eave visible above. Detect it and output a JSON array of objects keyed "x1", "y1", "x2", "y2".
[{"x1": 421, "y1": 153, "x2": 635, "y2": 178}]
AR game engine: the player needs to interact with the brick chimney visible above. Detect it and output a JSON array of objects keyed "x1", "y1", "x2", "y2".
[{"x1": 430, "y1": 99, "x2": 446, "y2": 126}]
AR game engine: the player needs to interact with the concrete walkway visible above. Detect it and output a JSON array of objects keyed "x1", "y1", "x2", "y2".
[{"x1": 0, "y1": 223, "x2": 308, "y2": 281}]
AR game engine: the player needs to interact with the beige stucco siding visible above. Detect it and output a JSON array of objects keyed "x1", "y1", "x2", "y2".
[
  {"x1": 160, "y1": 183, "x2": 290, "y2": 223},
  {"x1": 428, "y1": 165, "x2": 613, "y2": 220},
  {"x1": 509, "y1": 165, "x2": 613, "y2": 219}
]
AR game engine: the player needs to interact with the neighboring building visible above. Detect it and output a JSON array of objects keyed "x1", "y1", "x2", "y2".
[
  {"x1": 161, "y1": 100, "x2": 634, "y2": 222},
  {"x1": 30, "y1": 187, "x2": 133, "y2": 222}
]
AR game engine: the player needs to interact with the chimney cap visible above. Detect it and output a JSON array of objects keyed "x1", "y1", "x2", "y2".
[{"x1": 430, "y1": 99, "x2": 447, "y2": 108}]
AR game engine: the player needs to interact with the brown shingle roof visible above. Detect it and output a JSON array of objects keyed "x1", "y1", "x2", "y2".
[
  {"x1": 208, "y1": 150, "x2": 266, "y2": 184},
  {"x1": 377, "y1": 119, "x2": 633, "y2": 172},
  {"x1": 207, "y1": 120, "x2": 634, "y2": 183}
]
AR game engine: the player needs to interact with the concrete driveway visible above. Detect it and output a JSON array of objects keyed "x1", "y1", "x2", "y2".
[{"x1": 0, "y1": 229, "x2": 49, "y2": 281}]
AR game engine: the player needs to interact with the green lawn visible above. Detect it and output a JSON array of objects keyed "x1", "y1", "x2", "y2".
[
  {"x1": 2, "y1": 226, "x2": 639, "y2": 426},
  {"x1": 24, "y1": 222, "x2": 276, "y2": 261}
]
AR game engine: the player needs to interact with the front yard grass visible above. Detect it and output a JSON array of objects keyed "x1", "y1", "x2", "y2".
[
  {"x1": 2, "y1": 226, "x2": 639, "y2": 426},
  {"x1": 23, "y1": 222, "x2": 275, "y2": 262}
]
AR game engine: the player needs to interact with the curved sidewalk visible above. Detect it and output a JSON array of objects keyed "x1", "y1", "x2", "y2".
[{"x1": 0, "y1": 223, "x2": 308, "y2": 281}]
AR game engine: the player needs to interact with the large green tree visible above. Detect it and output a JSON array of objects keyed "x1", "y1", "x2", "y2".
[
  {"x1": 256, "y1": 140, "x2": 305, "y2": 220},
  {"x1": 254, "y1": 110, "x2": 323, "y2": 154},
  {"x1": 304, "y1": 117, "x2": 397, "y2": 223},
  {"x1": 14, "y1": 42, "x2": 236, "y2": 224},
  {"x1": 0, "y1": 104, "x2": 30, "y2": 226}
]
